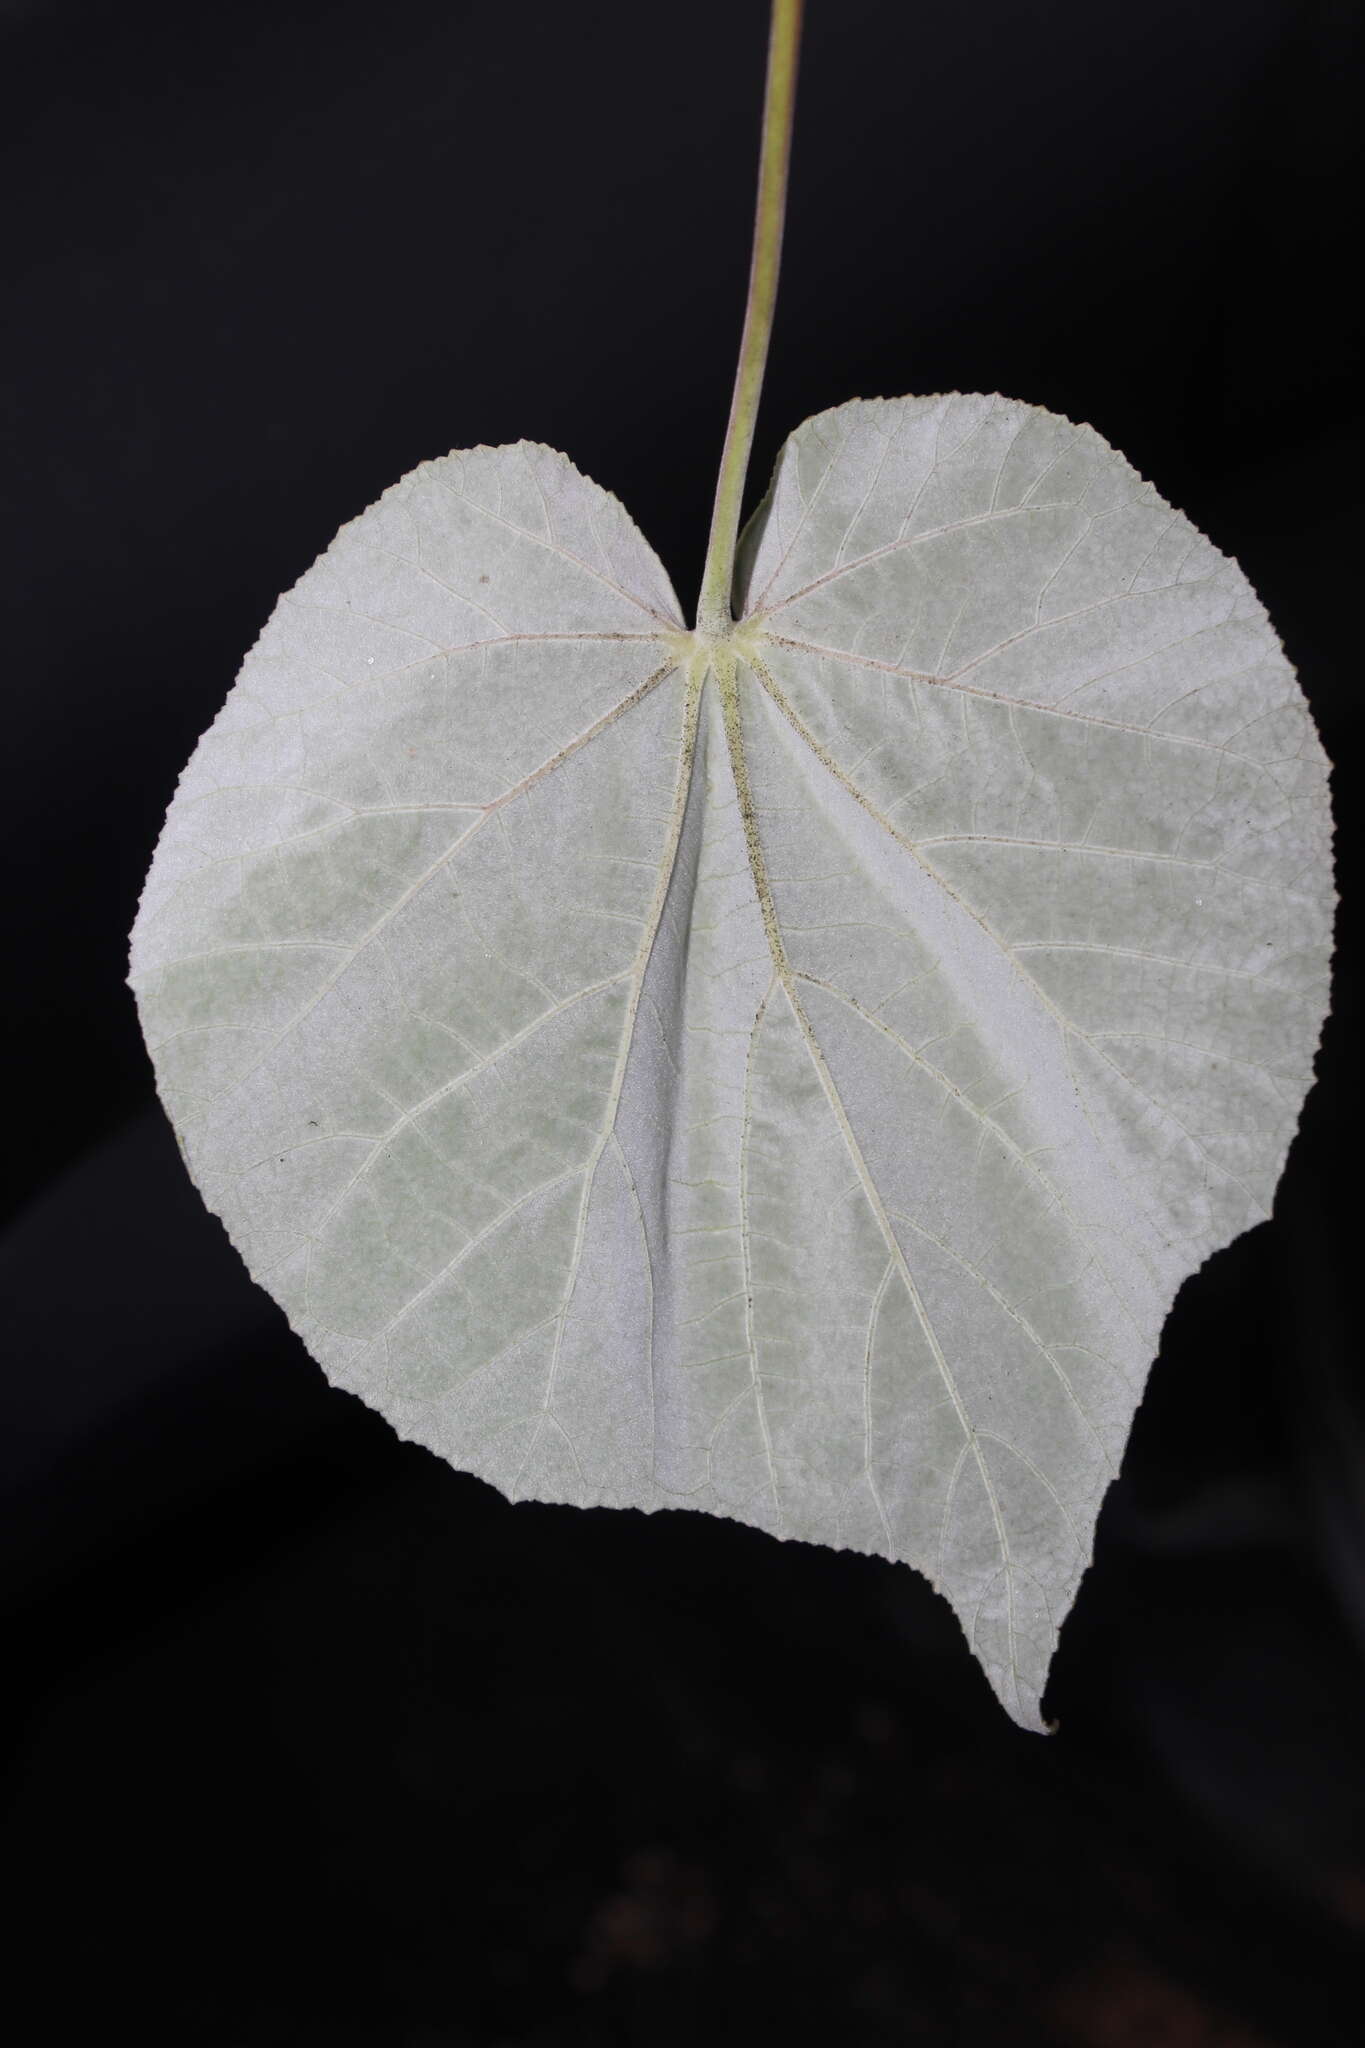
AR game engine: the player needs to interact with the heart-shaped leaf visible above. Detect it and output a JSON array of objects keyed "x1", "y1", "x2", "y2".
[{"x1": 130, "y1": 395, "x2": 1332, "y2": 1726}]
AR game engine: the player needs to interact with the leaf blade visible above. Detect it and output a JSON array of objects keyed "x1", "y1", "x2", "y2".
[{"x1": 133, "y1": 402, "x2": 1333, "y2": 1728}]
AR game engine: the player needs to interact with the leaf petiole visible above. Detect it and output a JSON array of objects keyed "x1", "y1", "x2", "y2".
[{"x1": 695, "y1": 0, "x2": 803, "y2": 638}]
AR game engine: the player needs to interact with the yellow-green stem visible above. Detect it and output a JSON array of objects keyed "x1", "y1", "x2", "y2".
[{"x1": 695, "y1": 0, "x2": 803, "y2": 637}]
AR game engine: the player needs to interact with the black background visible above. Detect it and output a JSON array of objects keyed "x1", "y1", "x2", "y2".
[{"x1": 3, "y1": 1, "x2": 1362, "y2": 2041}]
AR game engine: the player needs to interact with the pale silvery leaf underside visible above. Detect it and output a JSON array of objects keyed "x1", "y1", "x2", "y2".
[{"x1": 130, "y1": 394, "x2": 1333, "y2": 1727}]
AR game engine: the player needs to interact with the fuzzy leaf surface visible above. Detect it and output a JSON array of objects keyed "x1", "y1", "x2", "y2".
[{"x1": 132, "y1": 399, "x2": 1333, "y2": 1726}]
